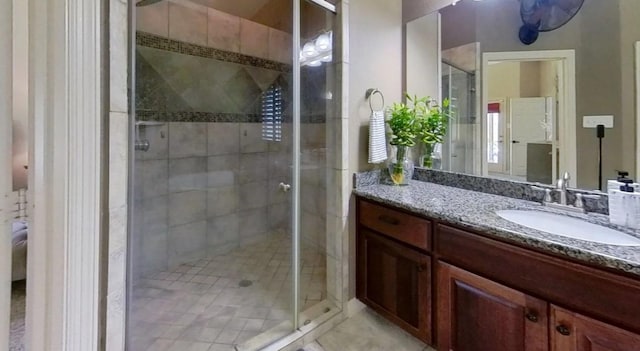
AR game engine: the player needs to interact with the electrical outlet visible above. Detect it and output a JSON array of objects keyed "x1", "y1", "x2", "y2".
[{"x1": 583, "y1": 115, "x2": 614, "y2": 128}]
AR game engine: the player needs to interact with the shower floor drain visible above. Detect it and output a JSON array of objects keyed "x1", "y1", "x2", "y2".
[{"x1": 238, "y1": 279, "x2": 253, "y2": 287}]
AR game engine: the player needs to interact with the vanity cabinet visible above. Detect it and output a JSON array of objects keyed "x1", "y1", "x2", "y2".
[
  {"x1": 435, "y1": 223, "x2": 640, "y2": 351},
  {"x1": 355, "y1": 196, "x2": 640, "y2": 351},
  {"x1": 356, "y1": 199, "x2": 432, "y2": 343},
  {"x1": 437, "y1": 262, "x2": 547, "y2": 351},
  {"x1": 551, "y1": 306, "x2": 640, "y2": 351},
  {"x1": 436, "y1": 261, "x2": 640, "y2": 351}
]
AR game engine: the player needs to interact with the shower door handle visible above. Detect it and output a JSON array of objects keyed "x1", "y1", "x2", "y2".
[
  {"x1": 279, "y1": 182, "x2": 291, "y2": 192},
  {"x1": 135, "y1": 139, "x2": 150, "y2": 152}
]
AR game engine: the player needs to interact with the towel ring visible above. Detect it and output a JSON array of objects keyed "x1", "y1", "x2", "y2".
[{"x1": 366, "y1": 88, "x2": 385, "y2": 112}]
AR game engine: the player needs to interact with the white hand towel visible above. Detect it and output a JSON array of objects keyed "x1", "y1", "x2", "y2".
[
  {"x1": 368, "y1": 110, "x2": 387, "y2": 164},
  {"x1": 12, "y1": 221, "x2": 27, "y2": 233}
]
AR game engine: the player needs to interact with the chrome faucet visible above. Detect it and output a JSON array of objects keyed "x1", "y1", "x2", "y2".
[
  {"x1": 555, "y1": 172, "x2": 570, "y2": 205},
  {"x1": 530, "y1": 172, "x2": 601, "y2": 214}
]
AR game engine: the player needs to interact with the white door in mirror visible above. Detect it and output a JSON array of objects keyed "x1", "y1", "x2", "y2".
[
  {"x1": 510, "y1": 98, "x2": 551, "y2": 178},
  {"x1": 496, "y1": 210, "x2": 640, "y2": 246}
]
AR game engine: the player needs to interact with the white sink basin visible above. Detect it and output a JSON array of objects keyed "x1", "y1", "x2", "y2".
[{"x1": 496, "y1": 210, "x2": 640, "y2": 246}]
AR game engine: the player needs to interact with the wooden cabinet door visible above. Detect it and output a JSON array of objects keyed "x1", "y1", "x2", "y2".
[
  {"x1": 357, "y1": 229, "x2": 431, "y2": 343},
  {"x1": 437, "y1": 262, "x2": 547, "y2": 351},
  {"x1": 551, "y1": 305, "x2": 640, "y2": 351}
]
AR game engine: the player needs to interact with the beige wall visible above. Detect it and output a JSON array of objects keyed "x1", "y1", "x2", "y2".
[
  {"x1": 1, "y1": 0, "x2": 13, "y2": 344},
  {"x1": 488, "y1": 62, "x2": 520, "y2": 100},
  {"x1": 489, "y1": 61, "x2": 557, "y2": 99},
  {"x1": 406, "y1": 12, "x2": 440, "y2": 100},
  {"x1": 348, "y1": 0, "x2": 403, "y2": 175},
  {"x1": 519, "y1": 62, "x2": 541, "y2": 98},
  {"x1": 347, "y1": 0, "x2": 403, "y2": 299},
  {"x1": 620, "y1": 0, "x2": 640, "y2": 180},
  {"x1": 12, "y1": 0, "x2": 27, "y2": 190}
]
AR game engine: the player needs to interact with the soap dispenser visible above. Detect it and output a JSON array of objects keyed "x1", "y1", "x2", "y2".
[
  {"x1": 609, "y1": 177, "x2": 640, "y2": 228},
  {"x1": 608, "y1": 171, "x2": 630, "y2": 193}
]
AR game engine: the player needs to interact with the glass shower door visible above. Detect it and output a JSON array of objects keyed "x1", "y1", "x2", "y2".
[
  {"x1": 127, "y1": 0, "x2": 338, "y2": 349},
  {"x1": 296, "y1": 0, "x2": 338, "y2": 327},
  {"x1": 128, "y1": 0, "x2": 296, "y2": 349},
  {"x1": 442, "y1": 62, "x2": 476, "y2": 174}
]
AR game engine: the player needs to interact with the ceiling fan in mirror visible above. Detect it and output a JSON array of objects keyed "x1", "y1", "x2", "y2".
[{"x1": 519, "y1": 0, "x2": 585, "y2": 45}]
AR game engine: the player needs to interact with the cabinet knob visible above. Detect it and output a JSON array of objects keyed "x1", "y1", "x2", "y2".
[
  {"x1": 525, "y1": 312, "x2": 538, "y2": 322},
  {"x1": 556, "y1": 324, "x2": 571, "y2": 336},
  {"x1": 417, "y1": 264, "x2": 427, "y2": 272}
]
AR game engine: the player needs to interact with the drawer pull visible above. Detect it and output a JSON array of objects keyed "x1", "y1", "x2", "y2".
[
  {"x1": 556, "y1": 325, "x2": 571, "y2": 336},
  {"x1": 525, "y1": 312, "x2": 538, "y2": 322},
  {"x1": 378, "y1": 215, "x2": 400, "y2": 225}
]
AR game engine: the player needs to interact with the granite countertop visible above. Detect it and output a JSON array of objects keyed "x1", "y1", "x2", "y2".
[{"x1": 354, "y1": 180, "x2": 640, "y2": 277}]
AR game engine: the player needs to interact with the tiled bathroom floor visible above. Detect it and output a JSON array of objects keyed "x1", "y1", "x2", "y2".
[
  {"x1": 300, "y1": 307, "x2": 434, "y2": 351},
  {"x1": 129, "y1": 233, "x2": 326, "y2": 350}
]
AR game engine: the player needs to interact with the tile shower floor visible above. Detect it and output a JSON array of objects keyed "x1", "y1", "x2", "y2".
[{"x1": 129, "y1": 233, "x2": 327, "y2": 350}]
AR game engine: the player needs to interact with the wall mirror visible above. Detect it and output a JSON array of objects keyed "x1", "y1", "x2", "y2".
[{"x1": 405, "y1": 0, "x2": 640, "y2": 190}]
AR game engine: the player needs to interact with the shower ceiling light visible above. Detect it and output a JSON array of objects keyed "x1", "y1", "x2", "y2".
[
  {"x1": 315, "y1": 33, "x2": 331, "y2": 51},
  {"x1": 300, "y1": 31, "x2": 333, "y2": 67},
  {"x1": 302, "y1": 42, "x2": 317, "y2": 57}
]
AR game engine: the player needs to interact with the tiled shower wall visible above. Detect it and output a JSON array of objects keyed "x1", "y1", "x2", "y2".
[
  {"x1": 133, "y1": 123, "x2": 327, "y2": 278},
  {"x1": 133, "y1": 122, "x2": 293, "y2": 277},
  {"x1": 132, "y1": 1, "x2": 328, "y2": 278}
]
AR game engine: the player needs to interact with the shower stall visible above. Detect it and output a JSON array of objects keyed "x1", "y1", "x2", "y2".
[
  {"x1": 441, "y1": 62, "x2": 477, "y2": 174},
  {"x1": 127, "y1": 0, "x2": 342, "y2": 349}
]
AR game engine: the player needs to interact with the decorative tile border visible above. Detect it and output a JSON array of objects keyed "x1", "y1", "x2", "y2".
[
  {"x1": 136, "y1": 110, "x2": 260, "y2": 123},
  {"x1": 136, "y1": 31, "x2": 291, "y2": 73},
  {"x1": 136, "y1": 110, "x2": 327, "y2": 124}
]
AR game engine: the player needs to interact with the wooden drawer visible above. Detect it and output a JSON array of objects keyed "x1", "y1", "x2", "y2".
[{"x1": 358, "y1": 199, "x2": 431, "y2": 251}]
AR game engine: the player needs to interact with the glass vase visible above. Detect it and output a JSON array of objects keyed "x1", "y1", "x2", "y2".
[
  {"x1": 419, "y1": 143, "x2": 435, "y2": 168},
  {"x1": 387, "y1": 145, "x2": 414, "y2": 186},
  {"x1": 419, "y1": 143, "x2": 442, "y2": 169}
]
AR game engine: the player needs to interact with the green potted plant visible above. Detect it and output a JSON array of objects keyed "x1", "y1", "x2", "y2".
[
  {"x1": 386, "y1": 97, "x2": 418, "y2": 185},
  {"x1": 413, "y1": 95, "x2": 450, "y2": 168},
  {"x1": 386, "y1": 94, "x2": 450, "y2": 185}
]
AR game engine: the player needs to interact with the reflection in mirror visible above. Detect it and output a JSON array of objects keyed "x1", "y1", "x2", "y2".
[
  {"x1": 483, "y1": 50, "x2": 575, "y2": 187},
  {"x1": 487, "y1": 63, "x2": 555, "y2": 184},
  {"x1": 406, "y1": 0, "x2": 640, "y2": 190},
  {"x1": 441, "y1": 42, "x2": 480, "y2": 176},
  {"x1": 441, "y1": 56, "x2": 477, "y2": 175}
]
